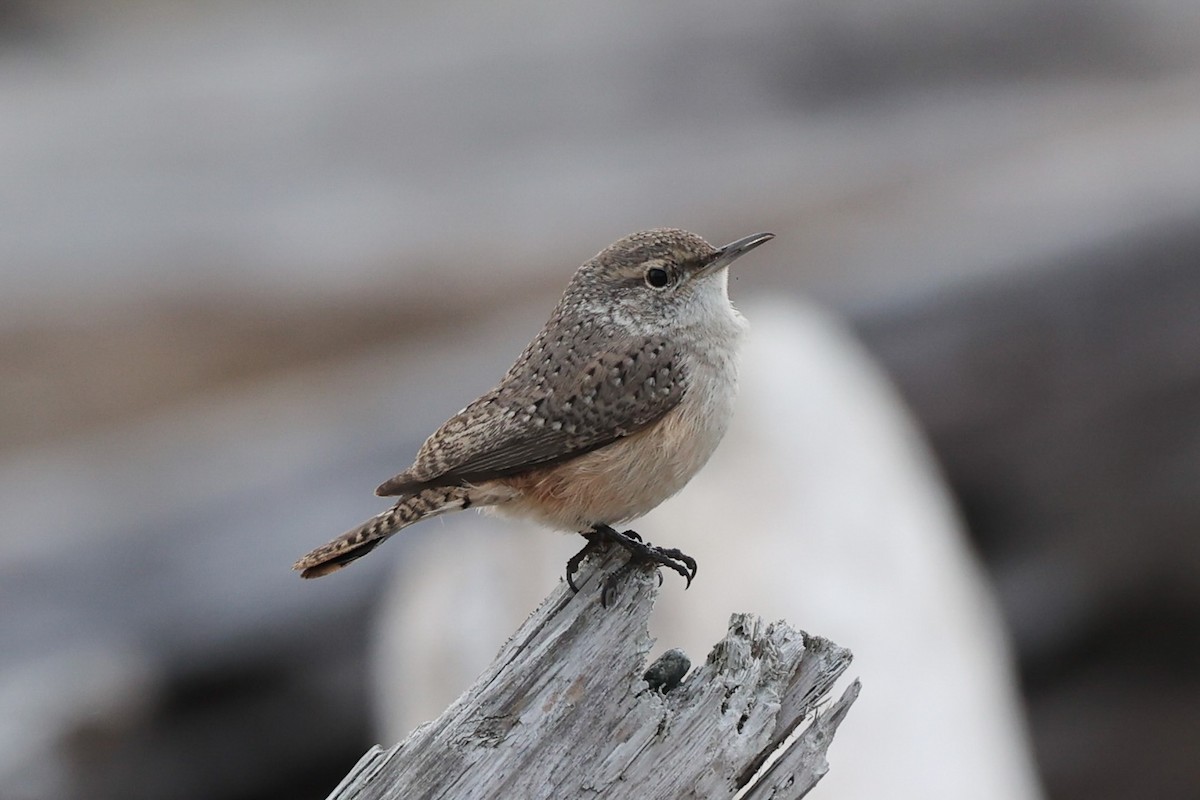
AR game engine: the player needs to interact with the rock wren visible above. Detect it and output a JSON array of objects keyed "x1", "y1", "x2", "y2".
[{"x1": 294, "y1": 228, "x2": 773, "y2": 588}]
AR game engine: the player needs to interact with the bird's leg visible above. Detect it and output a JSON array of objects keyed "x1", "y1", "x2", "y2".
[
  {"x1": 599, "y1": 524, "x2": 698, "y2": 587},
  {"x1": 564, "y1": 523, "x2": 698, "y2": 597},
  {"x1": 565, "y1": 529, "x2": 604, "y2": 593}
]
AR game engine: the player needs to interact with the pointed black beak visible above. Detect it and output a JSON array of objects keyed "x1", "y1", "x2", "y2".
[{"x1": 698, "y1": 232, "x2": 775, "y2": 277}]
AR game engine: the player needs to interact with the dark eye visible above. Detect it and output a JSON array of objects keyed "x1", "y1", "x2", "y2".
[{"x1": 645, "y1": 266, "x2": 670, "y2": 288}]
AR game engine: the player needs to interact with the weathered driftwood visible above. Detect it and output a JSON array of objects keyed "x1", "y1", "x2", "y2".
[{"x1": 325, "y1": 545, "x2": 858, "y2": 800}]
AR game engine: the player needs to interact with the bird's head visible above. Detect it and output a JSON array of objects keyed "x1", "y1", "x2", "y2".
[{"x1": 564, "y1": 228, "x2": 774, "y2": 334}]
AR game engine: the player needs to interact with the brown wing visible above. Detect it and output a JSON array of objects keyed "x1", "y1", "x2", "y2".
[{"x1": 376, "y1": 337, "x2": 685, "y2": 495}]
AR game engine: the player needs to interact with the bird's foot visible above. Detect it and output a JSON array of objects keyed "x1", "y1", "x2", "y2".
[{"x1": 564, "y1": 524, "x2": 698, "y2": 601}]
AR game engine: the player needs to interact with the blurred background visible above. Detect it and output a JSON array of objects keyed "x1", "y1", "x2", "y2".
[{"x1": 2, "y1": 0, "x2": 1199, "y2": 798}]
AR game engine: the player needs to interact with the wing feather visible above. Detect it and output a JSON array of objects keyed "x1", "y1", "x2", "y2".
[{"x1": 376, "y1": 336, "x2": 684, "y2": 495}]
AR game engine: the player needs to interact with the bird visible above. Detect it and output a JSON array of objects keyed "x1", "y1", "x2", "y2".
[{"x1": 293, "y1": 228, "x2": 774, "y2": 590}]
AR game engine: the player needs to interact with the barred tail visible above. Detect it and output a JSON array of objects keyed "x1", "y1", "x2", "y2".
[{"x1": 293, "y1": 486, "x2": 475, "y2": 579}]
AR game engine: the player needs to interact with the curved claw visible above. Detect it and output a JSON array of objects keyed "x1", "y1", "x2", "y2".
[
  {"x1": 653, "y1": 547, "x2": 698, "y2": 588},
  {"x1": 566, "y1": 525, "x2": 699, "y2": 594},
  {"x1": 565, "y1": 534, "x2": 601, "y2": 592}
]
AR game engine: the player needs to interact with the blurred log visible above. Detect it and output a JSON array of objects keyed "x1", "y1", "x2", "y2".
[
  {"x1": 325, "y1": 545, "x2": 858, "y2": 800},
  {"x1": 854, "y1": 221, "x2": 1200, "y2": 800}
]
